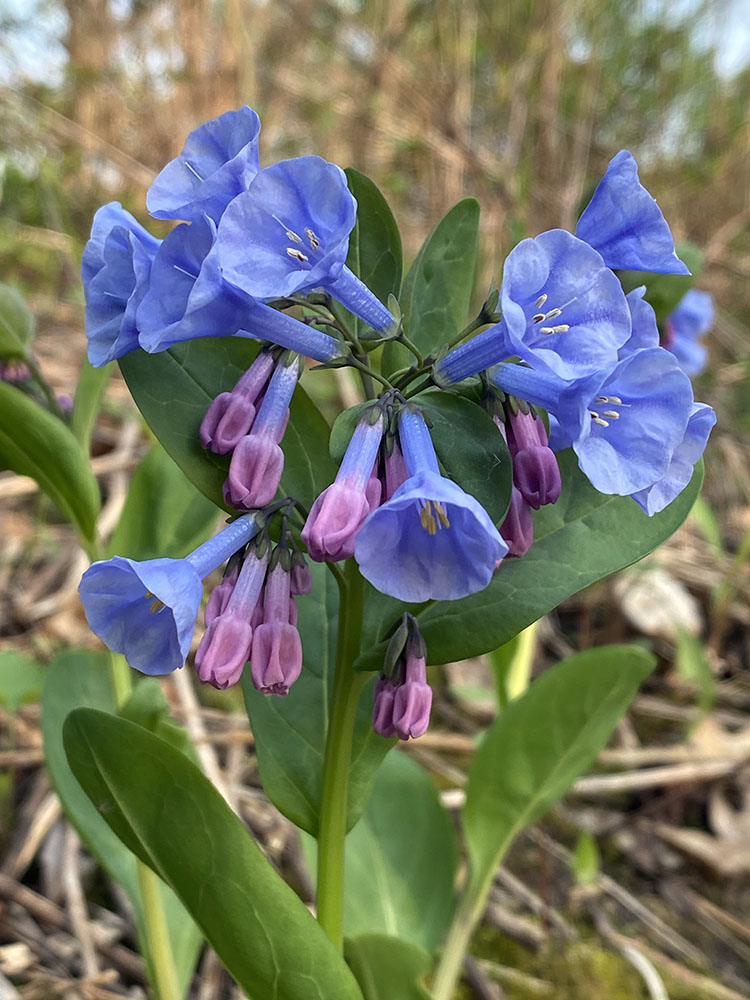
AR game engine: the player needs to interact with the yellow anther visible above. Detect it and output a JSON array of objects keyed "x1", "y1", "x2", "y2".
[
  {"x1": 420, "y1": 501, "x2": 438, "y2": 535},
  {"x1": 434, "y1": 502, "x2": 451, "y2": 529},
  {"x1": 150, "y1": 597, "x2": 167, "y2": 614}
]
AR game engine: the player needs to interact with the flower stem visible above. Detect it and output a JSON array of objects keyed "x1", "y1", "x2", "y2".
[
  {"x1": 26, "y1": 354, "x2": 67, "y2": 421},
  {"x1": 106, "y1": 653, "x2": 180, "y2": 1000},
  {"x1": 431, "y1": 877, "x2": 490, "y2": 1000},
  {"x1": 137, "y1": 863, "x2": 182, "y2": 1000},
  {"x1": 316, "y1": 560, "x2": 367, "y2": 950}
]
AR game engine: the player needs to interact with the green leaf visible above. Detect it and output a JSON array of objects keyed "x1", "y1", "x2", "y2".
[
  {"x1": 383, "y1": 199, "x2": 479, "y2": 374},
  {"x1": 71, "y1": 358, "x2": 112, "y2": 452},
  {"x1": 0, "y1": 283, "x2": 35, "y2": 359},
  {"x1": 0, "y1": 381, "x2": 100, "y2": 550},
  {"x1": 356, "y1": 452, "x2": 702, "y2": 670},
  {"x1": 344, "y1": 936, "x2": 432, "y2": 1000},
  {"x1": 417, "y1": 392, "x2": 512, "y2": 524},
  {"x1": 42, "y1": 651, "x2": 201, "y2": 997},
  {"x1": 120, "y1": 339, "x2": 334, "y2": 510},
  {"x1": 63, "y1": 707, "x2": 363, "y2": 1000},
  {"x1": 463, "y1": 645, "x2": 654, "y2": 895},
  {"x1": 344, "y1": 169, "x2": 403, "y2": 340},
  {"x1": 108, "y1": 444, "x2": 219, "y2": 560},
  {"x1": 243, "y1": 561, "x2": 390, "y2": 836},
  {"x1": 119, "y1": 678, "x2": 199, "y2": 762},
  {"x1": 307, "y1": 752, "x2": 456, "y2": 953},
  {"x1": 618, "y1": 242, "x2": 703, "y2": 325},
  {"x1": 0, "y1": 650, "x2": 45, "y2": 713}
]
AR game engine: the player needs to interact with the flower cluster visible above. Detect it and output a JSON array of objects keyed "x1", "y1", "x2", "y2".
[{"x1": 79, "y1": 107, "x2": 715, "y2": 742}]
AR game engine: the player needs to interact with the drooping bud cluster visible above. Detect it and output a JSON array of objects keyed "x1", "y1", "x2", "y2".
[{"x1": 372, "y1": 614, "x2": 432, "y2": 741}]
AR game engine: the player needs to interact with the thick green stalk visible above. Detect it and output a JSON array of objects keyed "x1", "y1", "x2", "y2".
[{"x1": 316, "y1": 560, "x2": 367, "y2": 950}]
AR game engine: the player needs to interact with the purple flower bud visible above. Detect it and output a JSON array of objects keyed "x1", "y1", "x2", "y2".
[
  {"x1": 392, "y1": 673, "x2": 432, "y2": 741},
  {"x1": 302, "y1": 411, "x2": 384, "y2": 562},
  {"x1": 372, "y1": 675, "x2": 398, "y2": 738},
  {"x1": 505, "y1": 409, "x2": 549, "y2": 454},
  {"x1": 249, "y1": 561, "x2": 303, "y2": 695},
  {"x1": 250, "y1": 622, "x2": 303, "y2": 696},
  {"x1": 57, "y1": 393, "x2": 74, "y2": 415},
  {"x1": 500, "y1": 485, "x2": 534, "y2": 558},
  {"x1": 290, "y1": 557, "x2": 313, "y2": 595},
  {"x1": 200, "y1": 350, "x2": 276, "y2": 454},
  {"x1": 196, "y1": 615, "x2": 254, "y2": 689},
  {"x1": 0, "y1": 361, "x2": 31, "y2": 384},
  {"x1": 513, "y1": 446, "x2": 561, "y2": 509},
  {"x1": 195, "y1": 546, "x2": 268, "y2": 689},
  {"x1": 223, "y1": 355, "x2": 301, "y2": 509},
  {"x1": 204, "y1": 563, "x2": 239, "y2": 626}
]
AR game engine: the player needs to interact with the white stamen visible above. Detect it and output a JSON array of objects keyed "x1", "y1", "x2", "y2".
[
  {"x1": 287, "y1": 248, "x2": 309, "y2": 262},
  {"x1": 593, "y1": 416, "x2": 610, "y2": 427},
  {"x1": 535, "y1": 293, "x2": 548, "y2": 309},
  {"x1": 173, "y1": 264, "x2": 199, "y2": 279},
  {"x1": 602, "y1": 410, "x2": 620, "y2": 419},
  {"x1": 533, "y1": 313, "x2": 546, "y2": 324},
  {"x1": 540, "y1": 324, "x2": 569, "y2": 335},
  {"x1": 305, "y1": 227, "x2": 321, "y2": 250},
  {"x1": 286, "y1": 230, "x2": 303, "y2": 244},
  {"x1": 545, "y1": 307, "x2": 562, "y2": 320}
]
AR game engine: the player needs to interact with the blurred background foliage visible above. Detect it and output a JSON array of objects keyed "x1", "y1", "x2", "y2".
[{"x1": 0, "y1": 0, "x2": 748, "y2": 500}]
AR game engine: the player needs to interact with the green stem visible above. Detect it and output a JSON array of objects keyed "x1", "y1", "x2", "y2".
[
  {"x1": 106, "y1": 649, "x2": 180, "y2": 999},
  {"x1": 137, "y1": 864, "x2": 182, "y2": 1000},
  {"x1": 431, "y1": 879, "x2": 490, "y2": 1000},
  {"x1": 444, "y1": 313, "x2": 492, "y2": 353},
  {"x1": 26, "y1": 354, "x2": 67, "y2": 421},
  {"x1": 316, "y1": 560, "x2": 367, "y2": 950}
]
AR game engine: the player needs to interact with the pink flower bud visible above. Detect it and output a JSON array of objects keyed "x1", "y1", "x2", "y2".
[
  {"x1": 195, "y1": 615, "x2": 253, "y2": 689},
  {"x1": 250, "y1": 622, "x2": 303, "y2": 695},
  {"x1": 500, "y1": 485, "x2": 534, "y2": 557},
  {"x1": 224, "y1": 431, "x2": 285, "y2": 508}
]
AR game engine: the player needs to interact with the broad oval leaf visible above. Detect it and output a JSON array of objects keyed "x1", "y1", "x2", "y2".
[
  {"x1": 243, "y1": 561, "x2": 390, "y2": 836},
  {"x1": 0, "y1": 650, "x2": 46, "y2": 713},
  {"x1": 120, "y1": 338, "x2": 335, "y2": 510},
  {"x1": 306, "y1": 751, "x2": 456, "y2": 953},
  {"x1": 108, "y1": 443, "x2": 219, "y2": 560},
  {"x1": 63, "y1": 707, "x2": 364, "y2": 1000},
  {"x1": 463, "y1": 645, "x2": 655, "y2": 895},
  {"x1": 0, "y1": 283, "x2": 35, "y2": 358},
  {"x1": 356, "y1": 451, "x2": 703, "y2": 669},
  {"x1": 344, "y1": 935, "x2": 432, "y2": 1000},
  {"x1": 42, "y1": 651, "x2": 201, "y2": 997},
  {"x1": 383, "y1": 198, "x2": 479, "y2": 374},
  {"x1": 344, "y1": 168, "x2": 403, "y2": 340},
  {"x1": 0, "y1": 382, "x2": 100, "y2": 550}
]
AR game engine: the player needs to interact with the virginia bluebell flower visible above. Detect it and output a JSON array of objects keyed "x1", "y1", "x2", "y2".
[
  {"x1": 354, "y1": 408, "x2": 507, "y2": 602},
  {"x1": 575, "y1": 150, "x2": 689, "y2": 275},
  {"x1": 147, "y1": 105, "x2": 261, "y2": 224},
  {"x1": 218, "y1": 156, "x2": 397, "y2": 333},
  {"x1": 435, "y1": 230, "x2": 631, "y2": 383},
  {"x1": 663, "y1": 289, "x2": 714, "y2": 376},
  {"x1": 631, "y1": 402, "x2": 716, "y2": 515},
  {"x1": 302, "y1": 409, "x2": 385, "y2": 562},
  {"x1": 372, "y1": 616, "x2": 432, "y2": 740},
  {"x1": 79, "y1": 514, "x2": 260, "y2": 674},
  {"x1": 492, "y1": 348, "x2": 696, "y2": 498},
  {"x1": 195, "y1": 544, "x2": 268, "y2": 690},
  {"x1": 200, "y1": 349, "x2": 276, "y2": 455},
  {"x1": 225, "y1": 353, "x2": 302, "y2": 509},
  {"x1": 619, "y1": 287, "x2": 660, "y2": 357},
  {"x1": 250, "y1": 558, "x2": 303, "y2": 695},
  {"x1": 81, "y1": 202, "x2": 160, "y2": 367},
  {"x1": 136, "y1": 214, "x2": 343, "y2": 363}
]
